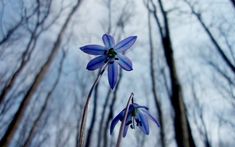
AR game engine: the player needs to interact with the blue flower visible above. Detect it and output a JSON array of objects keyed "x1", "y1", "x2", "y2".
[
  {"x1": 110, "y1": 103, "x2": 160, "y2": 137},
  {"x1": 80, "y1": 34, "x2": 137, "y2": 89}
]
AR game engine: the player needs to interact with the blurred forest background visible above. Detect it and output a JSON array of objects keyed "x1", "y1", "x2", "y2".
[{"x1": 0, "y1": 0, "x2": 235, "y2": 147}]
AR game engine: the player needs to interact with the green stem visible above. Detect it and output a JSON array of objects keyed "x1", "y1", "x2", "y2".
[
  {"x1": 116, "y1": 92, "x2": 134, "y2": 147},
  {"x1": 79, "y1": 62, "x2": 108, "y2": 147}
]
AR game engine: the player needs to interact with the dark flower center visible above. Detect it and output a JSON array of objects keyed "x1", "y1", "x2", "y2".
[
  {"x1": 131, "y1": 109, "x2": 137, "y2": 117},
  {"x1": 107, "y1": 48, "x2": 117, "y2": 58}
]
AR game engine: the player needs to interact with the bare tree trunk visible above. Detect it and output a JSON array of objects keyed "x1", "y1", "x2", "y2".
[
  {"x1": 184, "y1": 0, "x2": 235, "y2": 74},
  {"x1": 231, "y1": 0, "x2": 235, "y2": 8},
  {"x1": 75, "y1": 94, "x2": 84, "y2": 147},
  {"x1": 85, "y1": 82, "x2": 99, "y2": 147},
  {"x1": 162, "y1": 27, "x2": 192, "y2": 147},
  {"x1": 0, "y1": 1, "x2": 82, "y2": 146},
  {"x1": 0, "y1": 32, "x2": 37, "y2": 104},
  {"x1": 107, "y1": 0, "x2": 112, "y2": 34},
  {"x1": 97, "y1": 1, "x2": 113, "y2": 146},
  {"x1": 191, "y1": 84, "x2": 212, "y2": 147},
  {"x1": 0, "y1": 0, "x2": 52, "y2": 104},
  {"x1": 147, "y1": 8, "x2": 165, "y2": 147},
  {"x1": 0, "y1": 18, "x2": 23, "y2": 45},
  {"x1": 97, "y1": 89, "x2": 111, "y2": 147},
  {"x1": 149, "y1": 0, "x2": 196, "y2": 146},
  {"x1": 103, "y1": 71, "x2": 123, "y2": 147},
  {"x1": 23, "y1": 49, "x2": 66, "y2": 147}
]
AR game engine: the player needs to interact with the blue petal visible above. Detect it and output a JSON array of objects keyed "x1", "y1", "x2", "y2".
[
  {"x1": 132, "y1": 103, "x2": 149, "y2": 110},
  {"x1": 114, "y1": 36, "x2": 137, "y2": 52},
  {"x1": 123, "y1": 115, "x2": 131, "y2": 137},
  {"x1": 141, "y1": 109, "x2": 160, "y2": 127},
  {"x1": 80, "y1": 45, "x2": 106, "y2": 55},
  {"x1": 108, "y1": 62, "x2": 118, "y2": 89},
  {"x1": 123, "y1": 125, "x2": 129, "y2": 137},
  {"x1": 86, "y1": 56, "x2": 107, "y2": 70},
  {"x1": 102, "y1": 34, "x2": 115, "y2": 49},
  {"x1": 137, "y1": 112, "x2": 149, "y2": 135},
  {"x1": 117, "y1": 54, "x2": 133, "y2": 71},
  {"x1": 128, "y1": 104, "x2": 135, "y2": 112},
  {"x1": 110, "y1": 110, "x2": 125, "y2": 134}
]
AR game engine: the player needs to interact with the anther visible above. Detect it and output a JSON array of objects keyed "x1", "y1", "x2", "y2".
[{"x1": 130, "y1": 125, "x2": 134, "y2": 129}]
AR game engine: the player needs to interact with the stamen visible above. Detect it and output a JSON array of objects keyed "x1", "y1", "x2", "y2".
[
  {"x1": 131, "y1": 117, "x2": 135, "y2": 129},
  {"x1": 130, "y1": 125, "x2": 134, "y2": 129},
  {"x1": 135, "y1": 118, "x2": 141, "y2": 127}
]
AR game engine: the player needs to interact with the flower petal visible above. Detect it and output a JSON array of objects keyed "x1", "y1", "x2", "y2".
[
  {"x1": 108, "y1": 62, "x2": 118, "y2": 89},
  {"x1": 110, "y1": 110, "x2": 125, "y2": 134},
  {"x1": 123, "y1": 125, "x2": 129, "y2": 137},
  {"x1": 86, "y1": 56, "x2": 107, "y2": 70},
  {"x1": 114, "y1": 36, "x2": 137, "y2": 52},
  {"x1": 80, "y1": 45, "x2": 106, "y2": 55},
  {"x1": 102, "y1": 34, "x2": 115, "y2": 49},
  {"x1": 137, "y1": 112, "x2": 149, "y2": 135},
  {"x1": 141, "y1": 109, "x2": 160, "y2": 127},
  {"x1": 117, "y1": 54, "x2": 133, "y2": 71},
  {"x1": 132, "y1": 103, "x2": 149, "y2": 110}
]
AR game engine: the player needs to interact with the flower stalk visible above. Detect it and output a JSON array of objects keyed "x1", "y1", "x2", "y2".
[
  {"x1": 79, "y1": 62, "x2": 108, "y2": 147},
  {"x1": 116, "y1": 92, "x2": 134, "y2": 147}
]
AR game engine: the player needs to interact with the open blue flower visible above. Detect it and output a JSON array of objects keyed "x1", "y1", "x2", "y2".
[
  {"x1": 80, "y1": 34, "x2": 137, "y2": 89},
  {"x1": 110, "y1": 103, "x2": 160, "y2": 137}
]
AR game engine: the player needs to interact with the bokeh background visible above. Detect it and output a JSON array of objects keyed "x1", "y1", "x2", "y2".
[{"x1": 0, "y1": 0, "x2": 235, "y2": 147}]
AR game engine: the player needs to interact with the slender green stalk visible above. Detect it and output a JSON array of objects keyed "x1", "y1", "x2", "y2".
[
  {"x1": 79, "y1": 62, "x2": 108, "y2": 147},
  {"x1": 116, "y1": 92, "x2": 134, "y2": 147}
]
